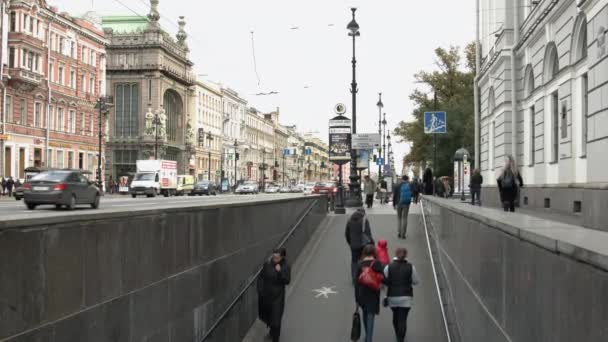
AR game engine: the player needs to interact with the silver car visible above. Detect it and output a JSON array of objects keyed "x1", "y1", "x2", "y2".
[{"x1": 236, "y1": 181, "x2": 259, "y2": 194}]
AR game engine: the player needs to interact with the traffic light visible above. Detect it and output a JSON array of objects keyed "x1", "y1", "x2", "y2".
[{"x1": 235, "y1": 153, "x2": 240, "y2": 160}]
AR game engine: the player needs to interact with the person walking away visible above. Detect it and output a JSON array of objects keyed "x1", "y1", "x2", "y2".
[
  {"x1": 434, "y1": 177, "x2": 444, "y2": 197},
  {"x1": 355, "y1": 245, "x2": 384, "y2": 342},
  {"x1": 346, "y1": 209, "x2": 374, "y2": 283},
  {"x1": 497, "y1": 155, "x2": 523, "y2": 212},
  {"x1": 6, "y1": 177, "x2": 15, "y2": 198},
  {"x1": 383, "y1": 247, "x2": 420, "y2": 342},
  {"x1": 442, "y1": 178, "x2": 451, "y2": 198},
  {"x1": 1, "y1": 177, "x2": 6, "y2": 196},
  {"x1": 470, "y1": 168, "x2": 483, "y2": 205},
  {"x1": 376, "y1": 240, "x2": 390, "y2": 267},
  {"x1": 363, "y1": 176, "x2": 376, "y2": 208},
  {"x1": 410, "y1": 178, "x2": 420, "y2": 204},
  {"x1": 392, "y1": 176, "x2": 412, "y2": 239},
  {"x1": 257, "y1": 248, "x2": 291, "y2": 342},
  {"x1": 379, "y1": 179, "x2": 388, "y2": 205},
  {"x1": 422, "y1": 168, "x2": 434, "y2": 195}
]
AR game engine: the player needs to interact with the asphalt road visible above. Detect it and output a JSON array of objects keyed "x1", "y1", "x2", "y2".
[
  {"x1": 0, "y1": 193, "x2": 306, "y2": 221},
  {"x1": 278, "y1": 204, "x2": 448, "y2": 342}
]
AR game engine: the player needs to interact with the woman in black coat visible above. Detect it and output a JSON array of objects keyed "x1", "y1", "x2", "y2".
[
  {"x1": 257, "y1": 248, "x2": 291, "y2": 342},
  {"x1": 355, "y1": 245, "x2": 384, "y2": 342},
  {"x1": 497, "y1": 155, "x2": 524, "y2": 212},
  {"x1": 422, "y1": 168, "x2": 434, "y2": 195}
]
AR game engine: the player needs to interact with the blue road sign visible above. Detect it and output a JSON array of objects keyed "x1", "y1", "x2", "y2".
[
  {"x1": 305, "y1": 148, "x2": 312, "y2": 156},
  {"x1": 424, "y1": 111, "x2": 447, "y2": 134},
  {"x1": 376, "y1": 158, "x2": 385, "y2": 166},
  {"x1": 283, "y1": 148, "x2": 291, "y2": 156}
]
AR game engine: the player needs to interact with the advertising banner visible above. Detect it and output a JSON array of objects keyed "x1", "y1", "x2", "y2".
[
  {"x1": 329, "y1": 115, "x2": 352, "y2": 164},
  {"x1": 356, "y1": 150, "x2": 370, "y2": 169}
]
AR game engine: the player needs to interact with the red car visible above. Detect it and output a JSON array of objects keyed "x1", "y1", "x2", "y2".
[{"x1": 313, "y1": 182, "x2": 338, "y2": 199}]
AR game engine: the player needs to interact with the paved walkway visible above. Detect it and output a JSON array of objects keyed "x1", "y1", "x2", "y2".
[{"x1": 246, "y1": 201, "x2": 448, "y2": 341}]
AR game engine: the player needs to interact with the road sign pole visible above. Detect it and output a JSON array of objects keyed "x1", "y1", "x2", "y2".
[{"x1": 433, "y1": 133, "x2": 437, "y2": 178}]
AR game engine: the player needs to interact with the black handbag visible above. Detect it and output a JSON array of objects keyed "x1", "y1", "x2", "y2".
[{"x1": 350, "y1": 306, "x2": 361, "y2": 341}]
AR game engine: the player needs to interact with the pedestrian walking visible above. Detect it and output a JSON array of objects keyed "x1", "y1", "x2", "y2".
[
  {"x1": 434, "y1": 177, "x2": 445, "y2": 197},
  {"x1": 422, "y1": 168, "x2": 434, "y2": 195},
  {"x1": 6, "y1": 177, "x2": 15, "y2": 198},
  {"x1": 470, "y1": 168, "x2": 483, "y2": 205},
  {"x1": 257, "y1": 248, "x2": 291, "y2": 342},
  {"x1": 383, "y1": 247, "x2": 420, "y2": 342},
  {"x1": 376, "y1": 240, "x2": 390, "y2": 267},
  {"x1": 1, "y1": 177, "x2": 6, "y2": 196},
  {"x1": 392, "y1": 176, "x2": 412, "y2": 239},
  {"x1": 346, "y1": 209, "x2": 374, "y2": 283},
  {"x1": 355, "y1": 245, "x2": 384, "y2": 342},
  {"x1": 378, "y1": 179, "x2": 388, "y2": 205},
  {"x1": 363, "y1": 176, "x2": 376, "y2": 208},
  {"x1": 410, "y1": 177, "x2": 420, "y2": 204},
  {"x1": 497, "y1": 155, "x2": 524, "y2": 212},
  {"x1": 442, "y1": 178, "x2": 452, "y2": 198}
]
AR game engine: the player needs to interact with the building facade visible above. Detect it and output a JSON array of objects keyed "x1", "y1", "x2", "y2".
[
  {"x1": 0, "y1": 0, "x2": 107, "y2": 181},
  {"x1": 476, "y1": 0, "x2": 608, "y2": 185},
  {"x1": 243, "y1": 107, "x2": 273, "y2": 183},
  {"x1": 194, "y1": 80, "x2": 222, "y2": 182},
  {"x1": 221, "y1": 87, "x2": 246, "y2": 187},
  {"x1": 102, "y1": 0, "x2": 196, "y2": 180},
  {"x1": 304, "y1": 134, "x2": 329, "y2": 182}
]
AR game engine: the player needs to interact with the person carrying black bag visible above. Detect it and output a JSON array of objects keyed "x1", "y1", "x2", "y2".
[
  {"x1": 383, "y1": 247, "x2": 420, "y2": 342},
  {"x1": 345, "y1": 209, "x2": 374, "y2": 284},
  {"x1": 257, "y1": 248, "x2": 291, "y2": 342}
]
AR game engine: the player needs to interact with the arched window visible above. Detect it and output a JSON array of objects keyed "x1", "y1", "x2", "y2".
[
  {"x1": 572, "y1": 14, "x2": 588, "y2": 63},
  {"x1": 543, "y1": 42, "x2": 559, "y2": 84},
  {"x1": 163, "y1": 89, "x2": 183, "y2": 143},
  {"x1": 523, "y1": 64, "x2": 535, "y2": 98}
]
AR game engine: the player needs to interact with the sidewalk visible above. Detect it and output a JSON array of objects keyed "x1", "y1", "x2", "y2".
[{"x1": 246, "y1": 201, "x2": 447, "y2": 341}]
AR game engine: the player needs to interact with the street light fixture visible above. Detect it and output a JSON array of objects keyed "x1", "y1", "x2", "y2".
[
  {"x1": 233, "y1": 139, "x2": 239, "y2": 191},
  {"x1": 346, "y1": 7, "x2": 362, "y2": 208},
  {"x1": 382, "y1": 113, "x2": 387, "y2": 163},
  {"x1": 205, "y1": 132, "x2": 213, "y2": 181},
  {"x1": 376, "y1": 93, "x2": 383, "y2": 182}
]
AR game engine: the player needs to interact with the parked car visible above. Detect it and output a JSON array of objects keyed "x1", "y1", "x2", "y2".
[
  {"x1": 235, "y1": 181, "x2": 259, "y2": 194},
  {"x1": 313, "y1": 182, "x2": 338, "y2": 199},
  {"x1": 23, "y1": 170, "x2": 100, "y2": 210},
  {"x1": 191, "y1": 180, "x2": 218, "y2": 196},
  {"x1": 303, "y1": 182, "x2": 316, "y2": 195},
  {"x1": 14, "y1": 166, "x2": 51, "y2": 200},
  {"x1": 280, "y1": 186, "x2": 292, "y2": 193},
  {"x1": 265, "y1": 185, "x2": 280, "y2": 193}
]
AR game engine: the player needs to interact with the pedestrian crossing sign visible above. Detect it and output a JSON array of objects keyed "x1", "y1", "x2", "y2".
[{"x1": 424, "y1": 111, "x2": 447, "y2": 134}]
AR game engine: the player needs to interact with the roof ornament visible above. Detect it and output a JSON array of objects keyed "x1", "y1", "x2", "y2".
[
  {"x1": 176, "y1": 16, "x2": 189, "y2": 51},
  {"x1": 147, "y1": 0, "x2": 161, "y2": 27}
]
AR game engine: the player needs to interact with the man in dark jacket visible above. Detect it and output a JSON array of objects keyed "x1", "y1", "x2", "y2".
[
  {"x1": 6, "y1": 177, "x2": 15, "y2": 197},
  {"x1": 345, "y1": 209, "x2": 374, "y2": 283},
  {"x1": 257, "y1": 248, "x2": 291, "y2": 342},
  {"x1": 470, "y1": 168, "x2": 483, "y2": 205}
]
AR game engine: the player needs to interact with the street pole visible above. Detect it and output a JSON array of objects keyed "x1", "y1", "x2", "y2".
[
  {"x1": 282, "y1": 152, "x2": 286, "y2": 187},
  {"x1": 377, "y1": 93, "x2": 383, "y2": 183},
  {"x1": 154, "y1": 112, "x2": 159, "y2": 160},
  {"x1": 219, "y1": 148, "x2": 223, "y2": 193},
  {"x1": 433, "y1": 93, "x2": 438, "y2": 176},
  {"x1": 234, "y1": 139, "x2": 238, "y2": 191},
  {"x1": 346, "y1": 7, "x2": 362, "y2": 207},
  {"x1": 96, "y1": 97, "x2": 103, "y2": 189}
]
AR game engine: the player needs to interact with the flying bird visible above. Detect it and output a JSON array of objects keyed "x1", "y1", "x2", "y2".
[
  {"x1": 290, "y1": 26, "x2": 299, "y2": 30},
  {"x1": 328, "y1": 24, "x2": 334, "y2": 27},
  {"x1": 253, "y1": 91, "x2": 280, "y2": 96}
]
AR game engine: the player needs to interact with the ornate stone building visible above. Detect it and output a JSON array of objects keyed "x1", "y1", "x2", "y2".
[
  {"x1": 0, "y1": 0, "x2": 107, "y2": 180},
  {"x1": 102, "y1": 0, "x2": 196, "y2": 179}
]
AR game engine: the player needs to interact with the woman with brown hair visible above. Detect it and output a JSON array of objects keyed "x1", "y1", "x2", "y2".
[
  {"x1": 383, "y1": 247, "x2": 420, "y2": 342},
  {"x1": 355, "y1": 244, "x2": 384, "y2": 342}
]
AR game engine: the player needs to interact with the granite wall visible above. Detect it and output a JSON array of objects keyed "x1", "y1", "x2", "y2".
[
  {"x1": 0, "y1": 196, "x2": 327, "y2": 342},
  {"x1": 423, "y1": 196, "x2": 608, "y2": 342}
]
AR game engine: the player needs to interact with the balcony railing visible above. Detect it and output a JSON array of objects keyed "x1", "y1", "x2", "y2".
[{"x1": 11, "y1": 69, "x2": 43, "y2": 85}]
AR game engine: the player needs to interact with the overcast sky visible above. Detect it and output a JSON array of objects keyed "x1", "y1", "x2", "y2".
[{"x1": 50, "y1": 0, "x2": 475, "y2": 174}]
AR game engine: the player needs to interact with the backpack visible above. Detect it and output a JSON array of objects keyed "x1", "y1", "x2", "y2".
[
  {"x1": 502, "y1": 169, "x2": 515, "y2": 188},
  {"x1": 358, "y1": 261, "x2": 384, "y2": 291},
  {"x1": 399, "y1": 183, "x2": 412, "y2": 205}
]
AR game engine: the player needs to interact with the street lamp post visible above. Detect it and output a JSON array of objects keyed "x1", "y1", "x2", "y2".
[
  {"x1": 382, "y1": 113, "x2": 387, "y2": 163},
  {"x1": 95, "y1": 96, "x2": 113, "y2": 190},
  {"x1": 376, "y1": 93, "x2": 383, "y2": 182},
  {"x1": 346, "y1": 7, "x2": 362, "y2": 207},
  {"x1": 233, "y1": 139, "x2": 238, "y2": 191},
  {"x1": 205, "y1": 132, "x2": 213, "y2": 181}
]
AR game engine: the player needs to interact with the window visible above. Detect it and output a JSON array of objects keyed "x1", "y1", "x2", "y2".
[
  {"x1": 27, "y1": 51, "x2": 33, "y2": 70},
  {"x1": 58, "y1": 65, "x2": 64, "y2": 85},
  {"x1": 70, "y1": 42, "x2": 75, "y2": 58},
  {"x1": 114, "y1": 84, "x2": 139, "y2": 137},
  {"x1": 57, "y1": 107, "x2": 64, "y2": 131},
  {"x1": 34, "y1": 102, "x2": 42, "y2": 127},
  {"x1": 5, "y1": 96, "x2": 12, "y2": 123},
  {"x1": 56, "y1": 150, "x2": 64, "y2": 168},
  {"x1": 59, "y1": 37, "x2": 64, "y2": 54},
  {"x1": 581, "y1": 74, "x2": 588, "y2": 157},
  {"x1": 47, "y1": 149, "x2": 53, "y2": 168},
  {"x1": 529, "y1": 106, "x2": 535, "y2": 166},
  {"x1": 70, "y1": 70, "x2": 75, "y2": 88},
  {"x1": 89, "y1": 76, "x2": 94, "y2": 93},
  {"x1": 552, "y1": 92, "x2": 559, "y2": 163},
  {"x1": 10, "y1": 12, "x2": 16, "y2": 32},
  {"x1": 68, "y1": 110, "x2": 76, "y2": 133},
  {"x1": 68, "y1": 151, "x2": 74, "y2": 169},
  {"x1": 9, "y1": 48, "x2": 15, "y2": 68},
  {"x1": 19, "y1": 99, "x2": 26, "y2": 125},
  {"x1": 80, "y1": 112, "x2": 85, "y2": 134},
  {"x1": 81, "y1": 75, "x2": 85, "y2": 92},
  {"x1": 81, "y1": 47, "x2": 86, "y2": 62},
  {"x1": 90, "y1": 52, "x2": 95, "y2": 66},
  {"x1": 22, "y1": 14, "x2": 27, "y2": 30},
  {"x1": 89, "y1": 113, "x2": 94, "y2": 136},
  {"x1": 49, "y1": 105, "x2": 54, "y2": 131},
  {"x1": 49, "y1": 61, "x2": 54, "y2": 82},
  {"x1": 560, "y1": 101, "x2": 568, "y2": 139},
  {"x1": 88, "y1": 153, "x2": 95, "y2": 172}
]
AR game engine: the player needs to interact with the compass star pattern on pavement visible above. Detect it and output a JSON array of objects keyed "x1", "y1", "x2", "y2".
[{"x1": 312, "y1": 286, "x2": 338, "y2": 298}]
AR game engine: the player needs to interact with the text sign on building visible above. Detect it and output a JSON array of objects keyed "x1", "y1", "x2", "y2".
[
  {"x1": 352, "y1": 133, "x2": 381, "y2": 150},
  {"x1": 328, "y1": 115, "x2": 352, "y2": 164},
  {"x1": 424, "y1": 111, "x2": 447, "y2": 134}
]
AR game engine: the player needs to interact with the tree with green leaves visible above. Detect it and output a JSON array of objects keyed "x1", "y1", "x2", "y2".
[{"x1": 394, "y1": 43, "x2": 476, "y2": 179}]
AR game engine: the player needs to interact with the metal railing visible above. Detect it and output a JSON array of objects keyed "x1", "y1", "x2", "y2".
[
  {"x1": 420, "y1": 199, "x2": 452, "y2": 342},
  {"x1": 200, "y1": 198, "x2": 319, "y2": 341}
]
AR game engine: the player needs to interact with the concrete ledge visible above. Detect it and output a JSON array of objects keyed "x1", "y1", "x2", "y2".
[{"x1": 423, "y1": 196, "x2": 608, "y2": 271}]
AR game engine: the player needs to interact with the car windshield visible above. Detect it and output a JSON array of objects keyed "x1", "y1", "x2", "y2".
[
  {"x1": 244, "y1": 182, "x2": 257, "y2": 185},
  {"x1": 31, "y1": 171, "x2": 68, "y2": 182},
  {"x1": 322, "y1": 183, "x2": 335, "y2": 187},
  {"x1": 134, "y1": 173, "x2": 155, "y2": 181},
  {"x1": 196, "y1": 181, "x2": 209, "y2": 186}
]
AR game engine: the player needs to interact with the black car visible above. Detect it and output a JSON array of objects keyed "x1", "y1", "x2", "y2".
[
  {"x1": 190, "y1": 180, "x2": 218, "y2": 196},
  {"x1": 23, "y1": 170, "x2": 101, "y2": 210}
]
